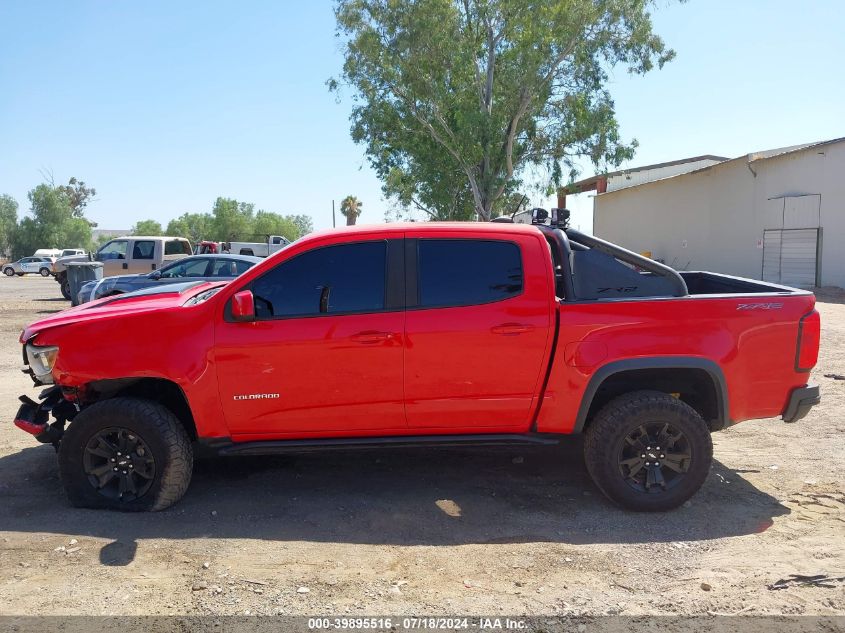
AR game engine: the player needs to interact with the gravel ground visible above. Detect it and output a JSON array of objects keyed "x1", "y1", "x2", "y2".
[{"x1": 0, "y1": 276, "x2": 842, "y2": 617}]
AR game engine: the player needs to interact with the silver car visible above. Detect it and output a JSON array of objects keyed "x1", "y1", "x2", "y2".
[
  {"x1": 3, "y1": 257, "x2": 54, "y2": 277},
  {"x1": 78, "y1": 254, "x2": 261, "y2": 303}
]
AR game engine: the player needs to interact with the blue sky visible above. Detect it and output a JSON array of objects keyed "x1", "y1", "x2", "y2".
[{"x1": 1, "y1": 0, "x2": 843, "y2": 233}]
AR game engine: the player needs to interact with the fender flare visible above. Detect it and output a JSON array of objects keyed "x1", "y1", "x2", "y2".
[{"x1": 573, "y1": 357, "x2": 730, "y2": 433}]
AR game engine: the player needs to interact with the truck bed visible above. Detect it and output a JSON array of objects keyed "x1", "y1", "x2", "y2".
[{"x1": 679, "y1": 271, "x2": 807, "y2": 296}]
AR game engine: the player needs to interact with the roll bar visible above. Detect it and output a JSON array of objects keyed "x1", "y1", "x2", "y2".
[
  {"x1": 566, "y1": 228, "x2": 689, "y2": 298},
  {"x1": 506, "y1": 207, "x2": 688, "y2": 300}
]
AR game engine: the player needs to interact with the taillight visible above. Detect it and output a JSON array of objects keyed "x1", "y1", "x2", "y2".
[{"x1": 796, "y1": 310, "x2": 820, "y2": 371}]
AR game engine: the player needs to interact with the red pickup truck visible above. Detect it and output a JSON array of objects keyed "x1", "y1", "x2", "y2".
[{"x1": 14, "y1": 211, "x2": 820, "y2": 512}]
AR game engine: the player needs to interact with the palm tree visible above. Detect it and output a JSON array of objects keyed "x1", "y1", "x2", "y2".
[{"x1": 340, "y1": 195, "x2": 363, "y2": 226}]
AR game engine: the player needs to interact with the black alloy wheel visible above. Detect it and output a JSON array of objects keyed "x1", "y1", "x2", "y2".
[
  {"x1": 82, "y1": 427, "x2": 156, "y2": 502},
  {"x1": 618, "y1": 422, "x2": 691, "y2": 493}
]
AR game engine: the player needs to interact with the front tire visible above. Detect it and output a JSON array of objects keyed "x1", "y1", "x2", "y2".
[
  {"x1": 59, "y1": 275, "x2": 71, "y2": 300},
  {"x1": 584, "y1": 390, "x2": 712, "y2": 511},
  {"x1": 58, "y1": 397, "x2": 193, "y2": 511},
  {"x1": 3, "y1": 267, "x2": 14, "y2": 276}
]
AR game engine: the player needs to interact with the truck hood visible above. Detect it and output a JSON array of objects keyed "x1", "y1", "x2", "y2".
[{"x1": 21, "y1": 281, "x2": 223, "y2": 343}]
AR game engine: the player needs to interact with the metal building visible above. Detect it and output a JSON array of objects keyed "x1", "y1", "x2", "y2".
[{"x1": 573, "y1": 137, "x2": 845, "y2": 288}]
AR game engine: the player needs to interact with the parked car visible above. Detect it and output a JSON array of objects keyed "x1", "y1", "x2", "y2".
[
  {"x1": 3, "y1": 257, "x2": 54, "y2": 277},
  {"x1": 14, "y1": 212, "x2": 820, "y2": 512},
  {"x1": 53, "y1": 236, "x2": 193, "y2": 300},
  {"x1": 77, "y1": 254, "x2": 261, "y2": 304}
]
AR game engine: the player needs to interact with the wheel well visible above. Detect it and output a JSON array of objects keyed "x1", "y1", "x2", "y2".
[
  {"x1": 84, "y1": 378, "x2": 197, "y2": 440},
  {"x1": 583, "y1": 368, "x2": 723, "y2": 431}
]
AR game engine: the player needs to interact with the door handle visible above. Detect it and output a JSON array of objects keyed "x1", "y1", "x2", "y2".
[
  {"x1": 491, "y1": 323, "x2": 534, "y2": 336},
  {"x1": 351, "y1": 331, "x2": 393, "y2": 344},
  {"x1": 122, "y1": 262, "x2": 128, "y2": 270}
]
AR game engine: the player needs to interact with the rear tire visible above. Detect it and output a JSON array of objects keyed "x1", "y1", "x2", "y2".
[
  {"x1": 3, "y1": 267, "x2": 13, "y2": 276},
  {"x1": 584, "y1": 390, "x2": 712, "y2": 512},
  {"x1": 39, "y1": 267, "x2": 51, "y2": 277},
  {"x1": 58, "y1": 397, "x2": 193, "y2": 511}
]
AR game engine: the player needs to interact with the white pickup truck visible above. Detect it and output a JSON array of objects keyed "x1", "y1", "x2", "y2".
[{"x1": 223, "y1": 235, "x2": 290, "y2": 257}]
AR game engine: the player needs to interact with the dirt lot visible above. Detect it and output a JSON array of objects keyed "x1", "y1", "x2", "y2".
[{"x1": 0, "y1": 276, "x2": 842, "y2": 617}]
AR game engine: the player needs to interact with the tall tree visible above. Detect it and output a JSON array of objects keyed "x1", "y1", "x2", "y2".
[
  {"x1": 56, "y1": 177, "x2": 97, "y2": 218},
  {"x1": 340, "y1": 195, "x2": 363, "y2": 226},
  {"x1": 252, "y1": 210, "x2": 299, "y2": 242},
  {"x1": 211, "y1": 197, "x2": 256, "y2": 240},
  {"x1": 13, "y1": 184, "x2": 92, "y2": 258},
  {"x1": 131, "y1": 219, "x2": 164, "y2": 235},
  {"x1": 286, "y1": 214, "x2": 314, "y2": 237},
  {"x1": 166, "y1": 212, "x2": 214, "y2": 245},
  {"x1": 332, "y1": 0, "x2": 675, "y2": 220},
  {"x1": 0, "y1": 195, "x2": 19, "y2": 257}
]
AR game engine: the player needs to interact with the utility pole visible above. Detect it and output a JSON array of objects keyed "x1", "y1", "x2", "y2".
[{"x1": 332, "y1": 200, "x2": 336, "y2": 228}]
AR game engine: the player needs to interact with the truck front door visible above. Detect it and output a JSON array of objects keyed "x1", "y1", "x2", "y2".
[
  {"x1": 96, "y1": 239, "x2": 129, "y2": 277},
  {"x1": 215, "y1": 237, "x2": 406, "y2": 437},
  {"x1": 403, "y1": 233, "x2": 553, "y2": 431}
]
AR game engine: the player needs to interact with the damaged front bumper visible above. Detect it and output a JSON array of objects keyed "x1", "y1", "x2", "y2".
[{"x1": 13, "y1": 386, "x2": 77, "y2": 445}]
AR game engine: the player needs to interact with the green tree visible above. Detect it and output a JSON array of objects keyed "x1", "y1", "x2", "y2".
[
  {"x1": 164, "y1": 201, "x2": 313, "y2": 244},
  {"x1": 332, "y1": 0, "x2": 675, "y2": 220},
  {"x1": 0, "y1": 194, "x2": 19, "y2": 256},
  {"x1": 286, "y1": 214, "x2": 314, "y2": 237},
  {"x1": 166, "y1": 212, "x2": 214, "y2": 244},
  {"x1": 211, "y1": 197, "x2": 255, "y2": 241},
  {"x1": 56, "y1": 177, "x2": 97, "y2": 218},
  {"x1": 131, "y1": 219, "x2": 164, "y2": 235},
  {"x1": 253, "y1": 211, "x2": 300, "y2": 242},
  {"x1": 340, "y1": 195, "x2": 363, "y2": 226},
  {"x1": 12, "y1": 184, "x2": 92, "y2": 258}
]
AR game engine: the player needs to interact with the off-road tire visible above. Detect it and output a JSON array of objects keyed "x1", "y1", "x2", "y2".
[
  {"x1": 584, "y1": 390, "x2": 712, "y2": 512},
  {"x1": 3, "y1": 267, "x2": 13, "y2": 276},
  {"x1": 39, "y1": 267, "x2": 51, "y2": 277},
  {"x1": 58, "y1": 397, "x2": 193, "y2": 511}
]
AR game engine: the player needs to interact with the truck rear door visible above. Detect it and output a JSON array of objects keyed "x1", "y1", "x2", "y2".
[{"x1": 403, "y1": 231, "x2": 554, "y2": 430}]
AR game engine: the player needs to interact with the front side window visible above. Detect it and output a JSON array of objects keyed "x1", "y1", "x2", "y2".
[
  {"x1": 97, "y1": 240, "x2": 128, "y2": 260},
  {"x1": 252, "y1": 241, "x2": 387, "y2": 319},
  {"x1": 160, "y1": 258, "x2": 209, "y2": 278},
  {"x1": 417, "y1": 239, "x2": 523, "y2": 308}
]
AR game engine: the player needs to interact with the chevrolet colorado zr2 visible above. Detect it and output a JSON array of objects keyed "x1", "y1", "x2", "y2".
[{"x1": 14, "y1": 209, "x2": 821, "y2": 512}]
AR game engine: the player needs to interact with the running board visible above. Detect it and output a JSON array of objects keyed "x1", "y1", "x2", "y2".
[{"x1": 206, "y1": 433, "x2": 561, "y2": 457}]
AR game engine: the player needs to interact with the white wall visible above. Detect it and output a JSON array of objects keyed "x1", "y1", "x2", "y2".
[{"x1": 593, "y1": 141, "x2": 845, "y2": 287}]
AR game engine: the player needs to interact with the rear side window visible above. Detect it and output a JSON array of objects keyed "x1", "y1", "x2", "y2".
[
  {"x1": 165, "y1": 239, "x2": 192, "y2": 255},
  {"x1": 211, "y1": 259, "x2": 252, "y2": 277},
  {"x1": 253, "y1": 241, "x2": 387, "y2": 318},
  {"x1": 417, "y1": 239, "x2": 523, "y2": 308},
  {"x1": 132, "y1": 240, "x2": 155, "y2": 260}
]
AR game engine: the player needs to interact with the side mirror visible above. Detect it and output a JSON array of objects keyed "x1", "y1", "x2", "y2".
[
  {"x1": 231, "y1": 290, "x2": 255, "y2": 322},
  {"x1": 150, "y1": 270, "x2": 162, "y2": 280}
]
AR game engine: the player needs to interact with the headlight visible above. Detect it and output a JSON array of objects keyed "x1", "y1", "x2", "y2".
[{"x1": 26, "y1": 344, "x2": 58, "y2": 383}]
